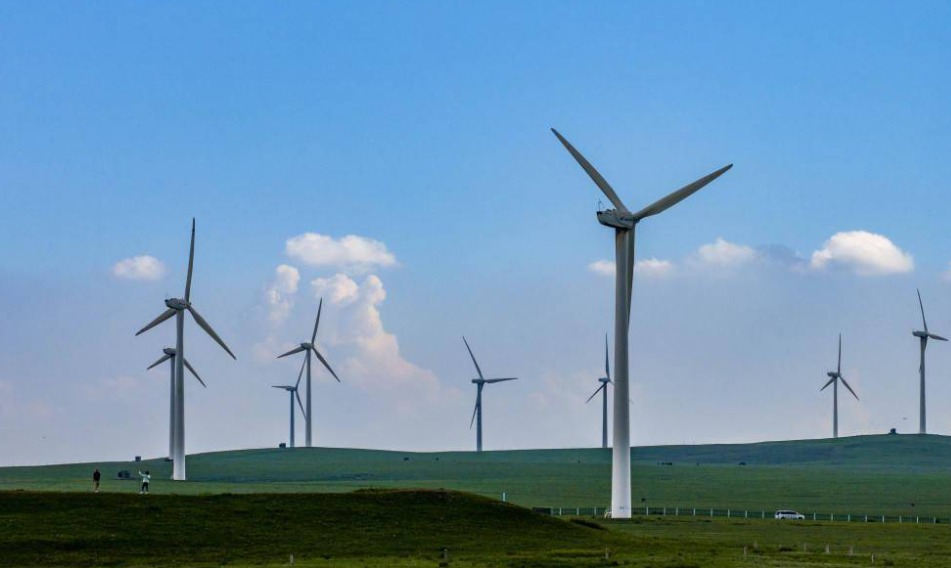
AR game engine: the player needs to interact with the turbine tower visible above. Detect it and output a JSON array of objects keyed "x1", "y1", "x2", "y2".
[
  {"x1": 272, "y1": 359, "x2": 307, "y2": 448},
  {"x1": 147, "y1": 347, "x2": 205, "y2": 460},
  {"x1": 463, "y1": 337, "x2": 517, "y2": 452},
  {"x1": 552, "y1": 128, "x2": 731, "y2": 518},
  {"x1": 913, "y1": 289, "x2": 946, "y2": 434},
  {"x1": 585, "y1": 334, "x2": 612, "y2": 449},
  {"x1": 135, "y1": 219, "x2": 236, "y2": 481},
  {"x1": 820, "y1": 334, "x2": 858, "y2": 438},
  {"x1": 277, "y1": 298, "x2": 339, "y2": 447}
]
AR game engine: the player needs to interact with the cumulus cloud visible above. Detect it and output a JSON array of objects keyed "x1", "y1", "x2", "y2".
[
  {"x1": 309, "y1": 273, "x2": 438, "y2": 393},
  {"x1": 111, "y1": 255, "x2": 166, "y2": 281},
  {"x1": 693, "y1": 238, "x2": 759, "y2": 268},
  {"x1": 588, "y1": 258, "x2": 674, "y2": 278},
  {"x1": 285, "y1": 233, "x2": 397, "y2": 273},
  {"x1": 810, "y1": 231, "x2": 913, "y2": 276},
  {"x1": 312, "y1": 274, "x2": 360, "y2": 305},
  {"x1": 264, "y1": 265, "x2": 300, "y2": 325}
]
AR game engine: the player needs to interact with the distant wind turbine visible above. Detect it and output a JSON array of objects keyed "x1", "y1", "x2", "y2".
[
  {"x1": 278, "y1": 299, "x2": 339, "y2": 447},
  {"x1": 135, "y1": 219, "x2": 236, "y2": 481},
  {"x1": 147, "y1": 347, "x2": 205, "y2": 460},
  {"x1": 820, "y1": 334, "x2": 858, "y2": 438},
  {"x1": 913, "y1": 289, "x2": 946, "y2": 434},
  {"x1": 585, "y1": 334, "x2": 612, "y2": 449},
  {"x1": 464, "y1": 337, "x2": 517, "y2": 452},
  {"x1": 272, "y1": 359, "x2": 307, "y2": 448},
  {"x1": 551, "y1": 128, "x2": 731, "y2": 518}
]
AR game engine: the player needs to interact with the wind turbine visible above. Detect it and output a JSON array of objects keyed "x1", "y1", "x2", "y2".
[
  {"x1": 585, "y1": 334, "x2": 612, "y2": 449},
  {"x1": 913, "y1": 289, "x2": 946, "y2": 434},
  {"x1": 277, "y1": 298, "x2": 339, "y2": 447},
  {"x1": 272, "y1": 359, "x2": 307, "y2": 448},
  {"x1": 551, "y1": 128, "x2": 731, "y2": 518},
  {"x1": 820, "y1": 334, "x2": 858, "y2": 439},
  {"x1": 135, "y1": 219, "x2": 236, "y2": 481},
  {"x1": 147, "y1": 347, "x2": 206, "y2": 460},
  {"x1": 464, "y1": 337, "x2": 517, "y2": 452}
]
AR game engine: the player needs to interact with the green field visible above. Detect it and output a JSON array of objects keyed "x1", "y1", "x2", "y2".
[
  {"x1": 3, "y1": 489, "x2": 951, "y2": 567},
  {"x1": 3, "y1": 434, "x2": 951, "y2": 516}
]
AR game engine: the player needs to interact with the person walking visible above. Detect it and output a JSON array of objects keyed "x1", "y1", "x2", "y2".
[
  {"x1": 93, "y1": 468, "x2": 101, "y2": 493},
  {"x1": 138, "y1": 470, "x2": 150, "y2": 494}
]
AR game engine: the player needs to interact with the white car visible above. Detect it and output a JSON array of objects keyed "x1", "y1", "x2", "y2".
[{"x1": 774, "y1": 510, "x2": 805, "y2": 520}]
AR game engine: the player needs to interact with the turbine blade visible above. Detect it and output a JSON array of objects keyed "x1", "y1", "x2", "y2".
[
  {"x1": 278, "y1": 346, "x2": 307, "y2": 359},
  {"x1": 183, "y1": 358, "x2": 206, "y2": 388},
  {"x1": 311, "y1": 298, "x2": 323, "y2": 344},
  {"x1": 135, "y1": 308, "x2": 176, "y2": 336},
  {"x1": 631, "y1": 164, "x2": 732, "y2": 222},
  {"x1": 463, "y1": 336, "x2": 484, "y2": 380},
  {"x1": 550, "y1": 128, "x2": 629, "y2": 212},
  {"x1": 469, "y1": 400, "x2": 479, "y2": 429},
  {"x1": 929, "y1": 333, "x2": 948, "y2": 342},
  {"x1": 185, "y1": 218, "x2": 196, "y2": 302},
  {"x1": 840, "y1": 376, "x2": 859, "y2": 401},
  {"x1": 585, "y1": 384, "x2": 605, "y2": 404},
  {"x1": 485, "y1": 377, "x2": 517, "y2": 384},
  {"x1": 295, "y1": 358, "x2": 306, "y2": 389},
  {"x1": 837, "y1": 333, "x2": 842, "y2": 375},
  {"x1": 296, "y1": 390, "x2": 306, "y2": 418},
  {"x1": 147, "y1": 353, "x2": 173, "y2": 370},
  {"x1": 604, "y1": 333, "x2": 610, "y2": 380},
  {"x1": 918, "y1": 289, "x2": 928, "y2": 333},
  {"x1": 312, "y1": 347, "x2": 340, "y2": 382},
  {"x1": 187, "y1": 305, "x2": 237, "y2": 359},
  {"x1": 820, "y1": 377, "x2": 835, "y2": 391}
]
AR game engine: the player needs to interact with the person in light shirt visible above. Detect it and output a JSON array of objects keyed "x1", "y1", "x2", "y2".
[{"x1": 137, "y1": 471, "x2": 151, "y2": 494}]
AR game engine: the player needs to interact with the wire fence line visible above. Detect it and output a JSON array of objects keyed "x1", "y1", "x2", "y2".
[{"x1": 534, "y1": 506, "x2": 951, "y2": 525}]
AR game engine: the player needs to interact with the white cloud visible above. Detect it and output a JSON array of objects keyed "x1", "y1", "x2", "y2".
[
  {"x1": 285, "y1": 233, "x2": 397, "y2": 273},
  {"x1": 312, "y1": 274, "x2": 360, "y2": 305},
  {"x1": 264, "y1": 265, "x2": 300, "y2": 325},
  {"x1": 693, "y1": 238, "x2": 759, "y2": 268},
  {"x1": 310, "y1": 273, "x2": 438, "y2": 393},
  {"x1": 111, "y1": 255, "x2": 166, "y2": 281},
  {"x1": 588, "y1": 258, "x2": 674, "y2": 278},
  {"x1": 588, "y1": 259, "x2": 616, "y2": 277},
  {"x1": 810, "y1": 231, "x2": 913, "y2": 276},
  {"x1": 634, "y1": 258, "x2": 674, "y2": 277}
]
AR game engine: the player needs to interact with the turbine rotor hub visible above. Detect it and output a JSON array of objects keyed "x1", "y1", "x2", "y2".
[{"x1": 165, "y1": 298, "x2": 189, "y2": 310}]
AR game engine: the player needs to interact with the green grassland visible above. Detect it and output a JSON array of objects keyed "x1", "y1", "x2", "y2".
[
  {"x1": 3, "y1": 489, "x2": 951, "y2": 567},
  {"x1": 3, "y1": 434, "x2": 951, "y2": 516}
]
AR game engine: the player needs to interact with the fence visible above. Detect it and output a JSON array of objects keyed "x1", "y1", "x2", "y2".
[{"x1": 536, "y1": 506, "x2": 951, "y2": 525}]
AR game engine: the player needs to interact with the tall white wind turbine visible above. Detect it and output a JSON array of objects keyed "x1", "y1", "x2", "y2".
[
  {"x1": 464, "y1": 337, "x2": 517, "y2": 452},
  {"x1": 585, "y1": 334, "x2": 612, "y2": 449},
  {"x1": 135, "y1": 219, "x2": 236, "y2": 481},
  {"x1": 551, "y1": 128, "x2": 731, "y2": 518},
  {"x1": 820, "y1": 334, "x2": 859, "y2": 438},
  {"x1": 272, "y1": 359, "x2": 307, "y2": 448},
  {"x1": 277, "y1": 298, "x2": 339, "y2": 447},
  {"x1": 913, "y1": 289, "x2": 946, "y2": 434},
  {"x1": 147, "y1": 347, "x2": 206, "y2": 460}
]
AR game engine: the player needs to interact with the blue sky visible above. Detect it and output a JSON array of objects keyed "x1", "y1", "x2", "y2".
[{"x1": 2, "y1": 2, "x2": 951, "y2": 465}]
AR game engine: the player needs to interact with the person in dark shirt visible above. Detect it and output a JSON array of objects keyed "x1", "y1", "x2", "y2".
[{"x1": 93, "y1": 468, "x2": 101, "y2": 493}]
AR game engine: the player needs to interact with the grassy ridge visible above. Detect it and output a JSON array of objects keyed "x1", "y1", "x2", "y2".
[
  {"x1": 0, "y1": 490, "x2": 616, "y2": 567},
  {"x1": 3, "y1": 434, "x2": 951, "y2": 515}
]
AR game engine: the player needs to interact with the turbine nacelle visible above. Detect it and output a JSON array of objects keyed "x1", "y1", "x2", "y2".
[
  {"x1": 163, "y1": 347, "x2": 177, "y2": 356},
  {"x1": 826, "y1": 371, "x2": 840, "y2": 379},
  {"x1": 597, "y1": 209, "x2": 635, "y2": 230},
  {"x1": 300, "y1": 342, "x2": 314, "y2": 350},
  {"x1": 913, "y1": 330, "x2": 928, "y2": 339},
  {"x1": 165, "y1": 298, "x2": 189, "y2": 310}
]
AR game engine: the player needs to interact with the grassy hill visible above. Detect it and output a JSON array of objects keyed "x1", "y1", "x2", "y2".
[
  {"x1": 3, "y1": 434, "x2": 951, "y2": 515},
  {"x1": 0, "y1": 489, "x2": 618, "y2": 567}
]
